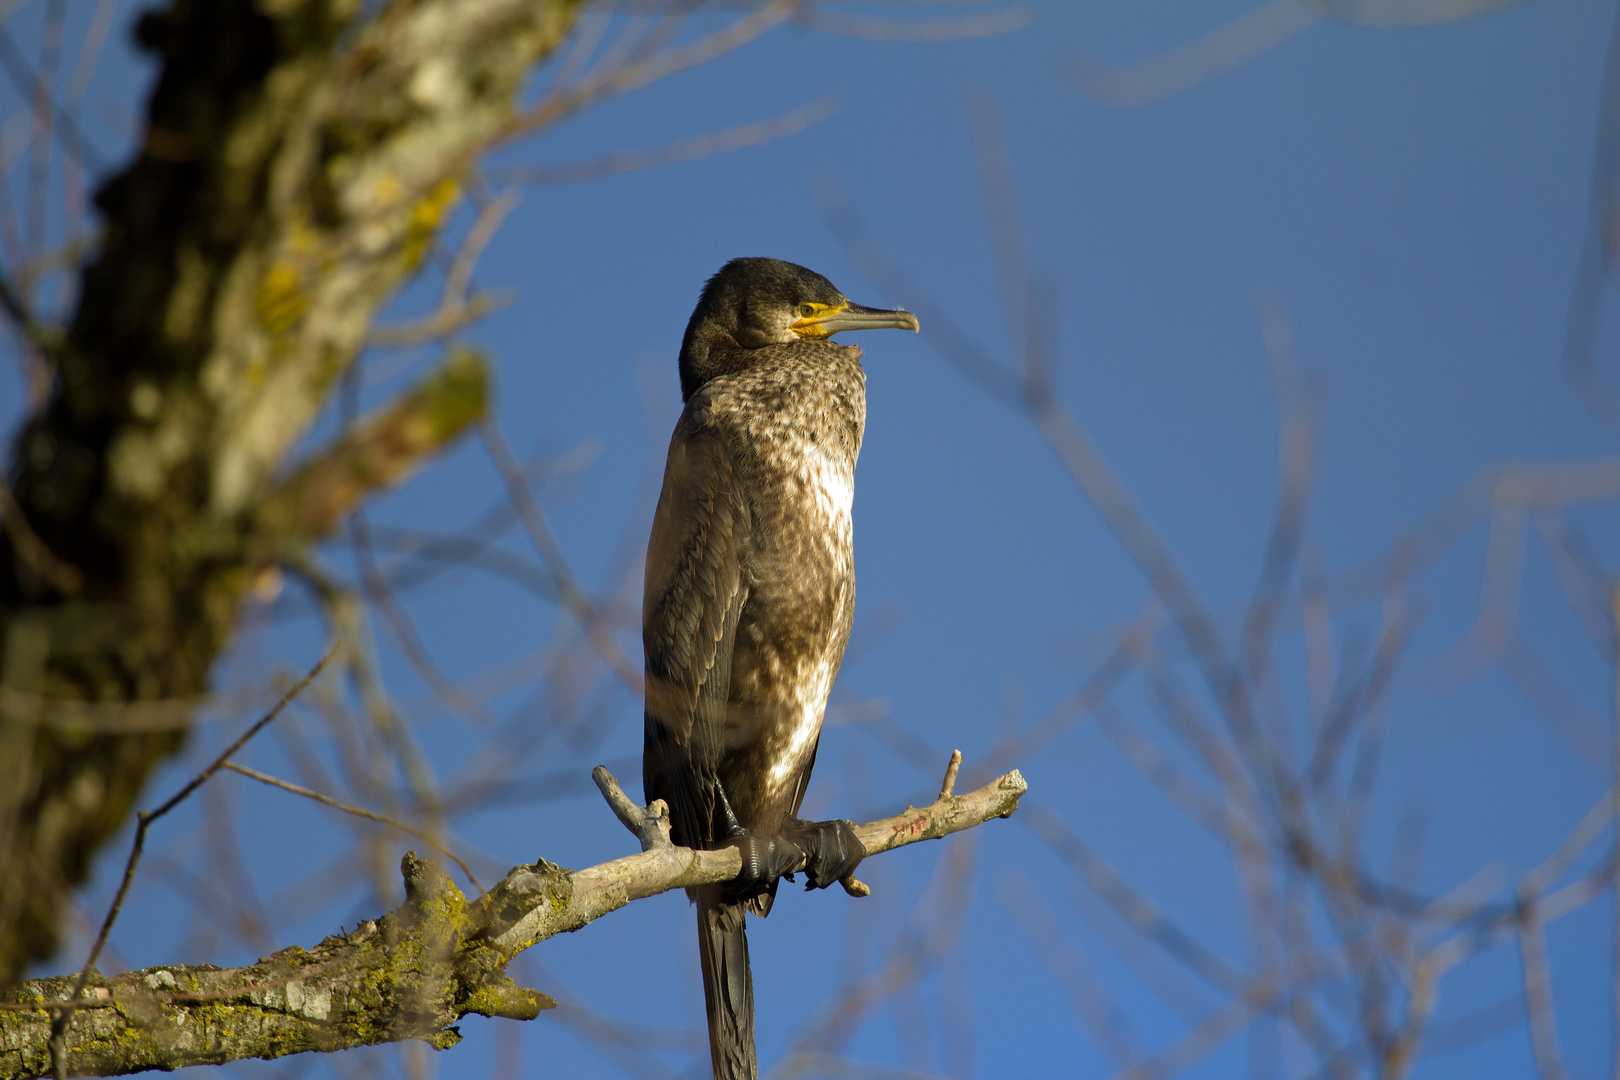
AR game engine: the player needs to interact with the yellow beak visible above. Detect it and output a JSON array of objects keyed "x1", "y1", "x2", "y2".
[{"x1": 791, "y1": 302, "x2": 920, "y2": 339}]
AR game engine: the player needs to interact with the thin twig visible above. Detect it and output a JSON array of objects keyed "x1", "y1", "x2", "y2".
[
  {"x1": 445, "y1": 189, "x2": 519, "y2": 306},
  {"x1": 0, "y1": 475, "x2": 81, "y2": 594},
  {"x1": 26, "y1": 0, "x2": 65, "y2": 257},
  {"x1": 0, "y1": 23, "x2": 105, "y2": 173},
  {"x1": 507, "y1": 0, "x2": 807, "y2": 140},
  {"x1": 0, "y1": 263, "x2": 60, "y2": 351},
  {"x1": 1518, "y1": 891, "x2": 1567, "y2": 1080},
  {"x1": 366, "y1": 187, "x2": 521, "y2": 348},
  {"x1": 479, "y1": 420, "x2": 642, "y2": 688},
  {"x1": 792, "y1": 7, "x2": 1032, "y2": 41},
  {"x1": 351, "y1": 509, "x2": 493, "y2": 724},
  {"x1": 1612, "y1": 584, "x2": 1620, "y2": 1080},
  {"x1": 999, "y1": 875, "x2": 1143, "y2": 1070},
  {"x1": 365, "y1": 291, "x2": 512, "y2": 348},
  {"x1": 223, "y1": 763, "x2": 482, "y2": 893},
  {"x1": 47, "y1": 649, "x2": 336, "y2": 1080},
  {"x1": 1064, "y1": 0, "x2": 1318, "y2": 109},
  {"x1": 497, "y1": 97, "x2": 837, "y2": 187}
]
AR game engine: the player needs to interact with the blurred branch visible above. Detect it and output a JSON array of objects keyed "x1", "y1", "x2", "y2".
[
  {"x1": 816, "y1": 174, "x2": 1024, "y2": 409},
  {"x1": 222, "y1": 762, "x2": 483, "y2": 894},
  {"x1": 480, "y1": 420, "x2": 644, "y2": 688},
  {"x1": 792, "y1": 6, "x2": 1031, "y2": 41},
  {"x1": 364, "y1": 291, "x2": 514, "y2": 349},
  {"x1": 1516, "y1": 892, "x2": 1566, "y2": 1080},
  {"x1": 41, "y1": 650, "x2": 336, "y2": 1080},
  {"x1": 1065, "y1": 0, "x2": 1317, "y2": 109},
  {"x1": 1023, "y1": 802, "x2": 1250, "y2": 995},
  {"x1": 0, "y1": 0, "x2": 588, "y2": 982},
  {"x1": 0, "y1": 21, "x2": 106, "y2": 173},
  {"x1": 774, "y1": 832, "x2": 981, "y2": 1073},
  {"x1": 508, "y1": 0, "x2": 807, "y2": 139},
  {"x1": 26, "y1": 0, "x2": 66, "y2": 259},
  {"x1": 367, "y1": 525, "x2": 562, "y2": 602},
  {"x1": 1065, "y1": 0, "x2": 1524, "y2": 108},
  {"x1": 823, "y1": 78, "x2": 1620, "y2": 1075},
  {"x1": 259, "y1": 350, "x2": 490, "y2": 541},
  {"x1": 1565, "y1": 0, "x2": 1620, "y2": 432},
  {"x1": 0, "y1": 682, "x2": 276, "y2": 735},
  {"x1": 1330, "y1": 458, "x2": 1620, "y2": 606},
  {"x1": 347, "y1": 500, "x2": 495, "y2": 726},
  {"x1": 0, "y1": 266, "x2": 60, "y2": 352},
  {"x1": 497, "y1": 96, "x2": 837, "y2": 186},
  {"x1": 0, "y1": 478, "x2": 80, "y2": 597},
  {"x1": 366, "y1": 189, "x2": 521, "y2": 348},
  {"x1": 999, "y1": 875, "x2": 1143, "y2": 1070}
]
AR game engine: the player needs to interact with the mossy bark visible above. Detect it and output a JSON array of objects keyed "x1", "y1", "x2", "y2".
[
  {"x1": 0, "y1": 766, "x2": 1027, "y2": 1078},
  {"x1": 0, "y1": 855, "x2": 559, "y2": 1079},
  {"x1": 0, "y1": 0, "x2": 583, "y2": 984}
]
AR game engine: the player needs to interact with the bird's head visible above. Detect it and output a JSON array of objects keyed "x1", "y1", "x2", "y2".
[{"x1": 678, "y1": 257, "x2": 918, "y2": 400}]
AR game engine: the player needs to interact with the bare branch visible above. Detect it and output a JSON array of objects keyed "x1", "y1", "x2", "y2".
[
  {"x1": 0, "y1": 478, "x2": 80, "y2": 596},
  {"x1": 258, "y1": 351, "x2": 490, "y2": 541},
  {"x1": 1517, "y1": 892, "x2": 1567, "y2": 1080},
  {"x1": 44, "y1": 650, "x2": 336, "y2": 1080},
  {"x1": 570, "y1": 756, "x2": 1023, "y2": 922},
  {"x1": 792, "y1": 7, "x2": 1032, "y2": 42},
  {"x1": 1064, "y1": 0, "x2": 1522, "y2": 109},
  {"x1": 1064, "y1": 0, "x2": 1319, "y2": 109},
  {"x1": 498, "y1": 97, "x2": 837, "y2": 187},
  {"x1": 365, "y1": 290, "x2": 514, "y2": 349},
  {"x1": 480, "y1": 420, "x2": 644, "y2": 688},
  {"x1": 1612, "y1": 585, "x2": 1620, "y2": 1080},
  {"x1": 509, "y1": 1, "x2": 807, "y2": 140},
  {"x1": 367, "y1": 189, "x2": 522, "y2": 348},
  {"x1": 0, "y1": 758, "x2": 1025, "y2": 1078},
  {"x1": 223, "y1": 763, "x2": 483, "y2": 893}
]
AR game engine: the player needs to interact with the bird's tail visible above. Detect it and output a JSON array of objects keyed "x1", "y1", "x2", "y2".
[{"x1": 696, "y1": 884, "x2": 756, "y2": 1080}]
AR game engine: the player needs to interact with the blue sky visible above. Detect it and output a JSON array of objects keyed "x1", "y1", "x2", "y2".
[{"x1": 15, "y1": 2, "x2": 1620, "y2": 1078}]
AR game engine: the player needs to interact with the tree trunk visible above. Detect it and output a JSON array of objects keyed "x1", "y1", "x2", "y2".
[{"x1": 0, "y1": 0, "x2": 584, "y2": 985}]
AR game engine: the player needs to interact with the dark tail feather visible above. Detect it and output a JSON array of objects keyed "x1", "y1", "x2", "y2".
[{"x1": 696, "y1": 885, "x2": 756, "y2": 1080}]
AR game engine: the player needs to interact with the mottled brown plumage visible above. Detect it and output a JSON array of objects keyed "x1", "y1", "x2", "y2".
[{"x1": 643, "y1": 258, "x2": 917, "y2": 1080}]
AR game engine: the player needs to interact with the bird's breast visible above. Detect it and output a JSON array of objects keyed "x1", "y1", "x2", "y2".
[{"x1": 694, "y1": 351, "x2": 866, "y2": 820}]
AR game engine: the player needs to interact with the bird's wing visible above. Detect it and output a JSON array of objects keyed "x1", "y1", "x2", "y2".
[
  {"x1": 643, "y1": 414, "x2": 749, "y2": 850},
  {"x1": 788, "y1": 738, "x2": 819, "y2": 820}
]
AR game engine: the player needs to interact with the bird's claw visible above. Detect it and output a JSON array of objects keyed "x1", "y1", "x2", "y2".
[
  {"x1": 723, "y1": 818, "x2": 864, "y2": 897},
  {"x1": 728, "y1": 831, "x2": 806, "y2": 899},
  {"x1": 781, "y1": 817, "x2": 865, "y2": 890}
]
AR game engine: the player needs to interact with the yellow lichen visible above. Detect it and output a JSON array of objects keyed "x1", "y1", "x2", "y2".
[
  {"x1": 401, "y1": 178, "x2": 460, "y2": 271},
  {"x1": 256, "y1": 262, "x2": 309, "y2": 336}
]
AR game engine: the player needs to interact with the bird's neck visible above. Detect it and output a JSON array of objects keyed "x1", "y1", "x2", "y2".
[
  {"x1": 679, "y1": 326, "x2": 751, "y2": 401},
  {"x1": 700, "y1": 347, "x2": 866, "y2": 466}
]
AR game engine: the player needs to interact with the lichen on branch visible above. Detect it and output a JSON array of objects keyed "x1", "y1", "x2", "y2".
[{"x1": 0, "y1": 757, "x2": 1026, "y2": 1079}]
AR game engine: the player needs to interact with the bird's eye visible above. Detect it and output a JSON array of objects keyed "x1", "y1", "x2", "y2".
[{"x1": 800, "y1": 304, "x2": 816, "y2": 317}]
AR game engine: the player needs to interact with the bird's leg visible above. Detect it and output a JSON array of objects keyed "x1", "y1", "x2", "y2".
[
  {"x1": 714, "y1": 780, "x2": 806, "y2": 899},
  {"x1": 780, "y1": 816, "x2": 866, "y2": 890}
]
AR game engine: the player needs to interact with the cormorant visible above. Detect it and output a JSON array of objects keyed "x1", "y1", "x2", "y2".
[{"x1": 643, "y1": 257, "x2": 919, "y2": 1080}]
